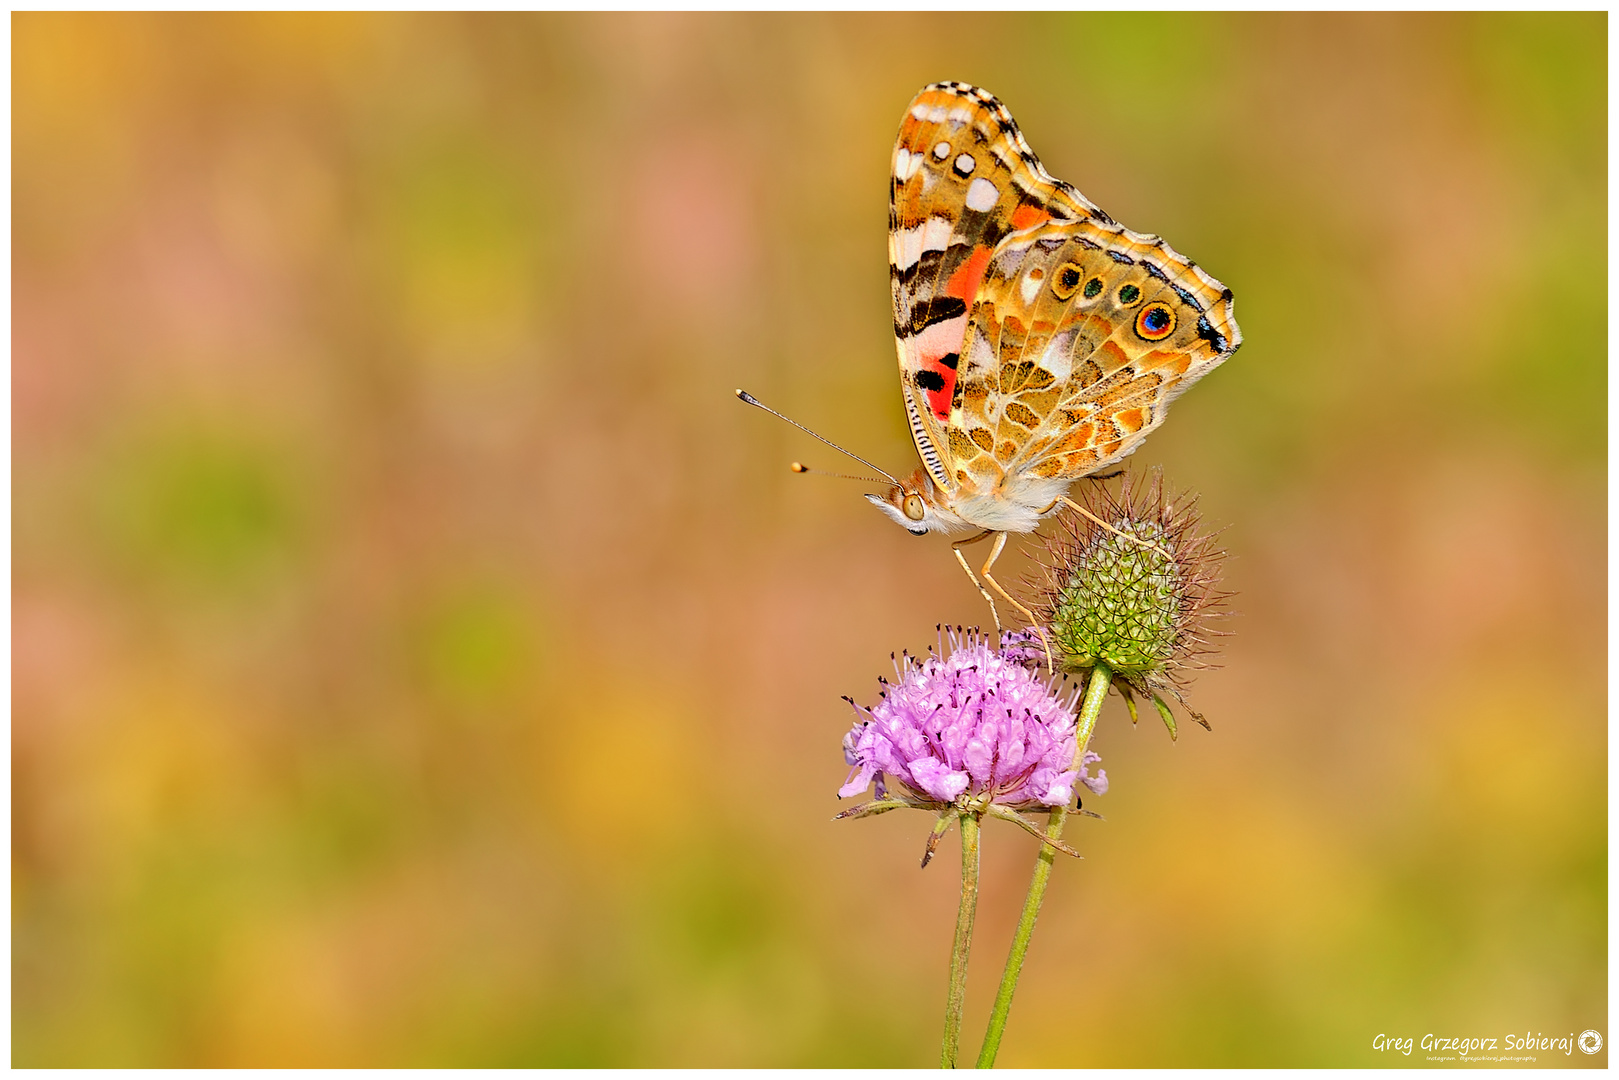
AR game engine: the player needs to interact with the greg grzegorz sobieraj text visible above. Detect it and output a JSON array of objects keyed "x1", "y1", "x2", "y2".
[{"x1": 1372, "y1": 1032, "x2": 1594, "y2": 1057}]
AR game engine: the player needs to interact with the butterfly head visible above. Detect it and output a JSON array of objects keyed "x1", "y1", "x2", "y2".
[
  {"x1": 866, "y1": 468, "x2": 969, "y2": 536},
  {"x1": 732, "y1": 389, "x2": 974, "y2": 536}
]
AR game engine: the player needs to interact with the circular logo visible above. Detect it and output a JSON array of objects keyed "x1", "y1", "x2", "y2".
[{"x1": 1578, "y1": 1030, "x2": 1602, "y2": 1055}]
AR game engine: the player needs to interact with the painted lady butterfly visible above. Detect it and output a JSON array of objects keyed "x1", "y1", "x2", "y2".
[
  {"x1": 868, "y1": 81, "x2": 1241, "y2": 633},
  {"x1": 737, "y1": 82, "x2": 1240, "y2": 645}
]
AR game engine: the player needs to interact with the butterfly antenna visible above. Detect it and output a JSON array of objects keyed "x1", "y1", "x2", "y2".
[
  {"x1": 790, "y1": 462, "x2": 890, "y2": 485},
  {"x1": 735, "y1": 389, "x2": 901, "y2": 486}
]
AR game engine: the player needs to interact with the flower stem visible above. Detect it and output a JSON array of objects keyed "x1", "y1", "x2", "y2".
[
  {"x1": 941, "y1": 811, "x2": 981, "y2": 1068},
  {"x1": 975, "y1": 663, "x2": 1113, "y2": 1068}
]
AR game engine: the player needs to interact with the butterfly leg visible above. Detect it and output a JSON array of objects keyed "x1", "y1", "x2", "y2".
[
  {"x1": 951, "y1": 531, "x2": 1003, "y2": 633},
  {"x1": 976, "y1": 531, "x2": 1055, "y2": 672},
  {"x1": 1056, "y1": 496, "x2": 1175, "y2": 561}
]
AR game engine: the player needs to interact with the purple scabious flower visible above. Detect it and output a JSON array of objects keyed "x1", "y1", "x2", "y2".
[{"x1": 839, "y1": 629, "x2": 1108, "y2": 810}]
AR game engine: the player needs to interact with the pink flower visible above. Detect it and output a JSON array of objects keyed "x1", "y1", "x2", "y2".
[{"x1": 839, "y1": 630, "x2": 1106, "y2": 810}]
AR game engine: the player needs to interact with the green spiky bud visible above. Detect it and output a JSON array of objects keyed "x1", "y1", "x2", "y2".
[
  {"x1": 1049, "y1": 517, "x2": 1182, "y2": 679},
  {"x1": 1020, "y1": 470, "x2": 1228, "y2": 737}
]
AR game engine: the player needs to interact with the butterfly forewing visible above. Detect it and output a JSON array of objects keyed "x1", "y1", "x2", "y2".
[{"x1": 890, "y1": 82, "x2": 1095, "y2": 491}]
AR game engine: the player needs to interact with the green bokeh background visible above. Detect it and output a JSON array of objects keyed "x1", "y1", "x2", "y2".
[{"x1": 13, "y1": 12, "x2": 1605, "y2": 1067}]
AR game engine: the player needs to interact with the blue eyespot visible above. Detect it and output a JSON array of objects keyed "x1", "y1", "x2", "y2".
[{"x1": 1135, "y1": 303, "x2": 1176, "y2": 341}]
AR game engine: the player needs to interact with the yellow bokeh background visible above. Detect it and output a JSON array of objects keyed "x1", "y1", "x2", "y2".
[{"x1": 13, "y1": 12, "x2": 1605, "y2": 1067}]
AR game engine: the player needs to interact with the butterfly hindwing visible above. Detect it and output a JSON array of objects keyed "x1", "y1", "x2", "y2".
[{"x1": 956, "y1": 220, "x2": 1239, "y2": 483}]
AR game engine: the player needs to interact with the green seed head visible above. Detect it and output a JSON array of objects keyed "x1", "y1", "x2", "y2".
[
  {"x1": 1050, "y1": 519, "x2": 1181, "y2": 678},
  {"x1": 1031, "y1": 471, "x2": 1226, "y2": 689}
]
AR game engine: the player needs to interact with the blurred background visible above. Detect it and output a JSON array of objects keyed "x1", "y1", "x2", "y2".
[{"x1": 13, "y1": 12, "x2": 1606, "y2": 1067}]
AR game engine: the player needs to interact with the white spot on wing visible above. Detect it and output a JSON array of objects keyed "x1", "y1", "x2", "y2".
[
  {"x1": 921, "y1": 216, "x2": 952, "y2": 252},
  {"x1": 933, "y1": 141, "x2": 951, "y2": 160},
  {"x1": 954, "y1": 152, "x2": 975, "y2": 175},
  {"x1": 895, "y1": 149, "x2": 921, "y2": 181},
  {"x1": 966, "y1": 177, "x2": 999, "y2": 212},
  {"x1": 1020, "y1": 270, "x2": 1042, "y2": 305},
  {"x1": 1038, "y1": 330, "x2": 1076, "y2": 381},
  {"x1": 891, "y1": 216, "x2": 956, "y2": 272},
  {"x1": 892, "y1": 226, "x2": 922, "y2": 272}
]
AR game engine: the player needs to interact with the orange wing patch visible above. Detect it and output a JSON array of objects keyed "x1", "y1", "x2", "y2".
[{"x1": 1011, "y1": 204, "x2": 1049, "y2": 231}]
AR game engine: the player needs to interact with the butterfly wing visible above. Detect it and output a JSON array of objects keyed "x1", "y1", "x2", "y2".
[
  {"x1": 887, "y1": 83, "x2": 1240, "y2": 507},
  {"x1": 955, "y1": 217, "x2": 1241, "y2": 487},
  {"x1": 889, "y1": 82, "x2": 1103, "y2": 494}
]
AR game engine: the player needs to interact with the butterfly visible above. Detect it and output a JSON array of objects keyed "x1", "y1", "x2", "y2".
[{"x1": 866, "y1": 81, "x2": 1241, "y2": 637}]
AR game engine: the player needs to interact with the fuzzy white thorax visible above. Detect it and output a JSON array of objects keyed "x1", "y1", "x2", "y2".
[{"x1": 865, "y1": 466, "x2": 1072, "y2": 536}]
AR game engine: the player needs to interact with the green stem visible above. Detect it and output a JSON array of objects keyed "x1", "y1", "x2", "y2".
[
  {"x1": 941, "y1": 811, "x2": 981, "y2": 1068},
  {"x1": 975, "y1": 663, "x2": 1112, "y2": 1068}
]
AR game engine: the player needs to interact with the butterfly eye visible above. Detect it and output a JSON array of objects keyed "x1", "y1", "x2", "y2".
[
  {"x1": 1051, "y1": 262, "x2": 1084, "y2": 300},
  {"x1": 903, "y1": 493, "x2": 927, "y2": 522},
  {"x1": 1082, "y1": 277, "x2": 1104, "y2": 299},
  {"x1": 1117, "y1": 283, "x2": 1142, "y2": 306},
  {"x1": 1135, "y1": 303, "x2": 1176, "y2": 341}
]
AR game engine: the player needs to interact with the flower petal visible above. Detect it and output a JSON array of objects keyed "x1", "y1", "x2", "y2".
[
  {"x1": 909, "y1": 757, "x2": 970, "y2": 802},
  {"x1": 836, "y1": 630, "x2": 1093, "y2": 809},
  {"x1": 838, "y1": 763, "x2": 876, "y2": 799}
]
